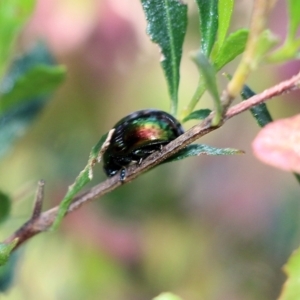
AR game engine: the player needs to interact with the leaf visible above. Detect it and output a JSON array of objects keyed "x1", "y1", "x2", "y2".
[
  {"x1": 213, "y1": 29, "x2": 249, "y2": 71},
  {"x1": 253, "y1": 30, "x2": 278, "y2": 67},
  {"x1": 287, "y1": 0, "x2": 300, "y2": 39},
  {"x1": 182, "y1": 108, "x2": 211, "y2": 122},
  {"x1": 0, "y1": 65, "x2": 66, "y2": 115},
  {"x1": 240, "y1": 84, "x2": 273, "y2": 127},
  {"x1": 278, "y1": 247, "x2": 300, "y2": 300},
  {"x1": 195, "y1": 0, "x2": 218, "y2": 57},
  {"x1": 191, "y1": 52, "x2": 221, "y2": 125},
  {"x1": 0, "y1": 0, "x2": 36, "y2": 78},
  {"x1": 141, "y1": 0, "x2": 188, "y2": 116},
  {"x1": 0, "y1": 191, "x2": 11, "y2": 224},
  {"x1": 0, "y1": 251, "x2": 19, "y2": 292},
  {"x1": 0, "y1": 43, "x2": 65, "y2": 159},
  {"x1": 0, "y1": 240, "x2": 18, "y2": 267},
  {"x1": 51, "y1": 132, "x2": 110, "y2": 230},
  {"x1": 217, "y1": 0, "x2": 234, "y2": 48},
  {"x1": 153, "y1": 292, "x2": 183, "y2": 300},
  {"x1": 165, "y1": 144, "x2": 244, "y2": 163},
  {"x1": 252, "y1": 114, "x2": 300, "y2": 173}
]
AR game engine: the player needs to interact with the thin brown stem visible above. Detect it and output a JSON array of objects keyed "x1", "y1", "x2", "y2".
[
  {"x1": 31, "y1": 180, "x2": 45, "y2": 221},
  {"x1": 3, "y1": 70, "x2": 300, "y2": 251}
]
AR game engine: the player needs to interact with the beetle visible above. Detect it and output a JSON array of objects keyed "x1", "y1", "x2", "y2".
[{"x1": 103, "y1": 109, "x2": 184, "y2": 180}]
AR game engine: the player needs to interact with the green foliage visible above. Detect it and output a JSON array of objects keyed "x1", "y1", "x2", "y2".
[
  {"x1": 182, "y1": 109, "x2": 211, "y2": 122},
  {"x1": 0, "y1": 43, "x2": 66, "y2": 158},
  {"x1": 268, "y1": 0, "x2": 300, "y2": 62},
  {"x1": 0, "y1": 0, "x2": 36, "y2": 78},
  {"x1": 184, "y1": 1, "x2": 248, "y2": 118},
  {"x1": 287, "y1": 0, "x2": 300, "y2": 39},
  {"x1": 0, "y1": 191, "x2": 11, "y2": 224},
  {"x1": 254, "y1": 30, "x2": 278, "y2": 66},
  {"x1": 196, "y1": 0, "x2": 219, "y2": 57},
  {"x1": 153, "y1": 292, "x2": 183, "y2": 300},
  {"x1": 141, "y1": 0, "x2": 188, "y2": 116},
  {"x1": 0, "y1": 65, "x2": 65, "y2": 115},
  {"x1": 165, "y1": 144, "x2": 243, "y2": 163},
  {"x1": 217, "y1": 0, "x2": 234, "y2": 48},
  {"x1": 0, "y1": 251, "x2": 19, "y2": 292},
  {"x1": 0, "y1": 240, "x2": 18, "y2": 267},
  {"x1": 279, "y1": 247, "x2": 300, "y2": 300},
  {"x1": 213, "y1": 29, "x2": 249, "y2": 71},
  {"x1": 191, "y1": 52, "x2": 221, "y2": 125},
  {"x1": 240, "y1": 84, "x2": 273, "y2": 127},
  {"x1": 52, "y1": 132, "x2": 109, "y2": 230}
]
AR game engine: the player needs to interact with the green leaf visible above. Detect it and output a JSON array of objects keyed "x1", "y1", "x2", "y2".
[
  {"x1": 253, "y1": 30, "x2": 278, "y2": 66},
  {"x1": 141, "y1": 0, "x2": 188, "y2": 116},
  {"x1": 0, "y1": 0, "x2": 36, "y2": 78},
  {"x1": 279, "y1": 247, "x2": 300, "y2": 300},
  {"x1": 213, "y1": 29, "x2": 249, "y2": 71},
  {"x1": 240, "y1": 84, "x2": 273, "y2": 127},
  {"x1": 287, "y1": 0, "x2": 300, "y2": 39},
  {"x1": 0, "y1": 251, "x2": 18, "y2": 292},
  {"x1": 0, "y1": 240, "x2": 18, "y2": 267},
  {"x1": 165, "y1": 144, "x2": 244, "y2": 163},
  {"x1": 51, "y1": 132, "x2": 109, "y2": 230},
  {"x1": 0, "y1": 191, "x2": 11, "y2": 224},
  {"x1": 195, "y1": 0, "x2": 218, "y2": 57},
  {"x1": 0, "y1": 43, "x2": 64, "y2": 159},
  {"x1": 0, "y1": 65, "x2": 66, "y2": 115},
  {"x1": 266, "y1": 0, "x2": 300, "y2": 63},
  {"x1": 192, "y1": 52, "x2": 221, "y2": 125},
  {"x1": 182, "y1": 109, "x2": 211, "y2": 122},
  {"x1": 153, "y1": 292, "x2": 183, "y2": 300},
  {"x1": 217, "y1": 0, "x2": 234, "y2": 48}
]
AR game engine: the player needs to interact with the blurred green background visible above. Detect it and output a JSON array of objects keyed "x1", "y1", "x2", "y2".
[{"x1": 1, "y1": 0, "x2": 300, "y2": 299}]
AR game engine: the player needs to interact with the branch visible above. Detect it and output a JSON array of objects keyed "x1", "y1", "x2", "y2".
[{"x1": 4, "y1": 70, "x2": 300, "y2": 250}]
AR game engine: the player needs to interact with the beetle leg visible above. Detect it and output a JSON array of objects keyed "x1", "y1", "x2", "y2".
[{"x1": 119, "y1": 167, "x2": 126, "y2": 182}]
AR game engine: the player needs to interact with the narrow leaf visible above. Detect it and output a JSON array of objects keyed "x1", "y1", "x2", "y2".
[
  {"x1": 141, "y1": 0, "x2": 188, "y2": 115},
  {"x1": 182, "y1": 109, "x2": 211, "y2": 122},
  {"x1": 0, "y1": 239, "x2": 18, "y2": 267},
  {"x1": 52, "y1": 132, "x2": 110, "y2": 230},
  {"x1": 153, "y1": 292, "x2": 183, "y2": 300},
  {"x1": 0, "y1": 65, "x2": 66, "y2": 114},
  {"x1": 192, "y1": 52, "x2": 221, "y2": 125},
  {"x1": 0, "y1": 191, "x2": 11, "y2": 224},
  {"x1": 287, "y1": 0, "x2": 300, "y2": 39},
  {"x1": 253, "y1": 30, "x2": 278, "y2": 67},
  {"x1": 240, "y1": 84, "x2": 273, "y2": 127},
  {"x1": 0, "y1": 0, "x2": 36, "y2": 78},
  {"x1": 279, "y1": 247, "x2": 300, "y2": 300},
  {"x1": 0, "y1": 43, "x2": 64, "y2": 159},
  {"x1": 217, "y1": 0, "x2": 234, "y2": 48},
  {"x1": 195, "y1": 0, "x2": 218, "y2": 57},
  {"x1": 213, "y1": 29, "x2": 249, "y2": 71},
  {"x1": 0, "y1": 251, "x2": 18, "y2": 292},
  {"x1": 165, "y1": 144, "x2": 244, "y2": 163}
]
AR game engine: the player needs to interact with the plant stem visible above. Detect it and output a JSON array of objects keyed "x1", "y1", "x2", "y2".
[{"x1": 4, "y1": 69, "x2": 300, "y2": 252}]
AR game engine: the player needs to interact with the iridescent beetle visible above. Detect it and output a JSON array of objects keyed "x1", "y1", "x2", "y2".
[{"x1": 103, "y1": 109, "x2": 184, "y2": 179}]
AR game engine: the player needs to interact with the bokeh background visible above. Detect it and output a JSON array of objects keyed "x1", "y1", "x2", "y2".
[{"x1": 1, "y1": 0, "x2": 300, "y2": 299}]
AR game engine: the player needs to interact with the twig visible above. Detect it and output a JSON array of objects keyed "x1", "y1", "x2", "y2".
[
  {"x1": 3, "y1": 70, "x2": 300, "y2": 251},
  {"x1": 31, "y1": 180, "x2": 45, "y2": 221}
]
